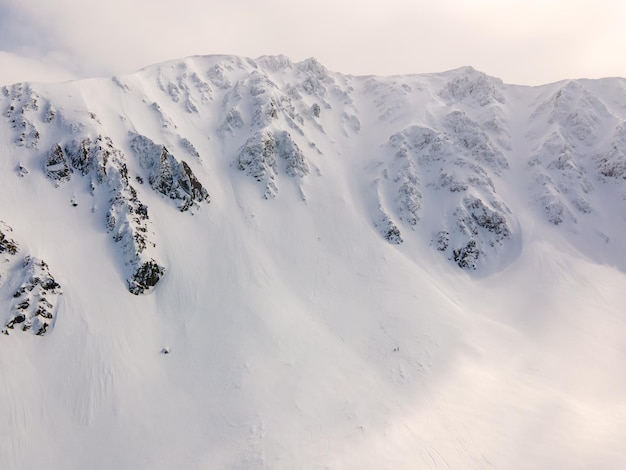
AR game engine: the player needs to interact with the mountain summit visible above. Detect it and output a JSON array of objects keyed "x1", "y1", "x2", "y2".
[{"x1": 1, "y1": 55, "x2": 625, "y2": 469}]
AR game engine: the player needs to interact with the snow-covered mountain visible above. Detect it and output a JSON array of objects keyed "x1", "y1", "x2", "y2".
[{"x1": 1, "y1": 55, "x2": 625, "y2": 469}]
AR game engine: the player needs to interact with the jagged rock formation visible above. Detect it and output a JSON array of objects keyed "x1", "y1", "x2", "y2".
[
  {"x1": 374, "y1": 209, "x2": 403, "y2": 244},
  {"x1": 130, "y1": 133, "x2": 210, "y2": 211},
  {"x1": 44, "y1": 143, "x2": 73, "y2": 184},
  {"x1": 443, "y1": 196, "x2": 511, "y2": 269},
  {"x1": 104, "y1": 165, "x2": 164, "y2": 295},
  {"x1": 4, "y1": 256, "x2": 61, "y2": 336},
  {"x1": 0, "y1": 223, "x2": 61, "y2": 336},
  {"x1": 40, "y1": 135, "x2": 166, "y2": 295},
  {"x1": 363, "y1": 67, "x2": 517, "y2": 270},
  {"x1": 0, "y1": 224, "x2": 19, "y2": 256}
]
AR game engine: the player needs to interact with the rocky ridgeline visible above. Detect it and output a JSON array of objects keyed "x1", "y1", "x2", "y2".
[
  {"x1": 216, "y1": 56, "x2": 357, "y2": 197},
  {"x1": 0, "y1": 223, "x2": 61, "y2": 336},
  {"x1": 37, "y1": 95, "x2": 211, "y2": 292},
  {"x1": 2, "y1": 65, "x2": 211, "y2": 296},
  {"x1": 220, "y1": 65, "x2": 311, "y2": 198},
  {"x1": 144, "y1": 55, "x2": 359, "y2": 199},
  {"x1": 367, "y1": 68, "x2": 515, "y2": 269},
  {"x1": 527, "y1": 80, "x2": 626, "y2": 225},
  {"x1": 2, "y1": 55, "x2": 626, "y2": 279},
  {"x1": 43, "y1": 135, "x2": 166, "y2": 294},
  {"x1": 103, "y1": 159, "x2": 164, "y2": 296},
  {"x1": 433, "y1": 72, "x2": 513, "y2": 270}
]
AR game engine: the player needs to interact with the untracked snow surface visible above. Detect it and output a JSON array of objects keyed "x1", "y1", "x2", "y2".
[{"x1": 0, "y1": 56, "x2": 625, "y2": 469}]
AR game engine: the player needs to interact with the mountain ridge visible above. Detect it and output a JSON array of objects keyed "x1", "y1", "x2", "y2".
[
  {"x1": 2, "y1": 53, "x2": 625, "y2": 322},
  {"x1": 0, "y1": 54, "x2": 625, "y2": 469}
]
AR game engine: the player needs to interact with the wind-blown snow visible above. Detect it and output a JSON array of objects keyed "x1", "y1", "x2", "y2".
[{"x1": 0, "y1": 55, "x2": 625, "y2": 469}]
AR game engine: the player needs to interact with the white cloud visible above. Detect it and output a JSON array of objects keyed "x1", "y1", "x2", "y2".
[
  {"x1": 0, "y1": 51, "x2": 76, "y2": 86},
  {"x1": 0, "y1": 0, "x2": 625, "y2": 85}
]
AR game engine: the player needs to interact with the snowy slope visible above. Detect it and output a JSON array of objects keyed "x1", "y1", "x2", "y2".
[{"x1": 0, "y1": 55, "x2": 625, "y2": 469}]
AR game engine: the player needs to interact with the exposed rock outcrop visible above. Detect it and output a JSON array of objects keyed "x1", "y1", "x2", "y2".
[
  {"x1": 237, "y1": 130, "x2": 308, "y2": 199},
  {"x1": 43, "y1": 135, "x2": 165, "y2": 294},
  {"x1": 0, "y1": 224, "x2": 62, "y2": 336},
  {"x1": 130, "y1": 133, "x2": 210, "y2": 211},
  {"x1": 4, "y1": 256, "x2": 62, "y2": 336},
  {"x1": 0, "y1": 225, "x2": 19, "y2": 256}
]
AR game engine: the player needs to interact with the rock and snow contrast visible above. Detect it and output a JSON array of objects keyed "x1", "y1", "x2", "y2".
[{"x1": 0, "y1": 55, "x2": 625, "y2": 469}]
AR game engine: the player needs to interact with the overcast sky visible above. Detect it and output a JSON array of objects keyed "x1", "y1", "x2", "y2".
[{"x1": 1, "y1": 0, "x2": 625, "y2": 86}]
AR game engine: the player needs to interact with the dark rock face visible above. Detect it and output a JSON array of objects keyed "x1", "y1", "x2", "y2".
[
  {"x1": 44, "y1": 136, "x2": 122, "y2": 188},
  {"x1": 44, "y1": 144, "x2": 72, "y2": 184},
  {"x1": 128, "y1": 260, "x2": 165, "y2": 295},
  {"x1": 180, "y1": 161, "x2": 208, "y2": 205},
  {"x1": 460, "y1": 197, "x2": 511, "y2": 240},
  {"x1": 453, "y1": 240, "x2": 480, "y2": 269},
  {"x1": 130, "y1": 133, "x2": 210, "y2": 211},
  {"x1": 434, "y1": 231, "x2": 450, "y2": 252},
  {"x1": 374, "y1": 209, "x2": 403, "y2": 245},
  {"x1": 238, "y1": 130, "x2": 279, "y2": 191},
  {"x1": 382, "y1": 223, "x2": 403, "y2": 245},
  {"x1": 3, "y1": 255, "x2": 62, "y2": 336},
  {"x1": 104, "y1": 169, "x2": 165, "y2": 295},
  {"x1": 0, "y1": 229, "x2": 18, "y2": 256},
  {"x1": 446, "y1": 197, "x2": 511, "y2": 270},
  {"x1": 63, "y1": 136, "x2": 113, "y2": 184}
]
